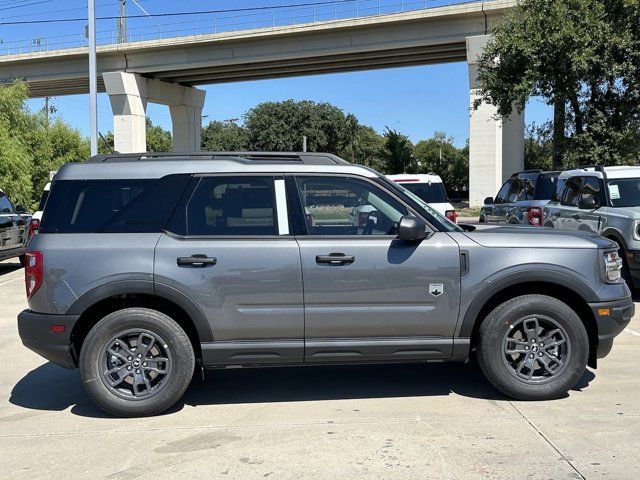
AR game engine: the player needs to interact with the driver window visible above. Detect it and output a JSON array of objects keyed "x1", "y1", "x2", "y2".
[
  {"x1": 562, "y1": 177, "x2": 583, "y2": 207},
  {"x1": 580, "y1": 177, "x2": 601, "y2": 207},
  {"x1": 506, "y1": 179, "x2": 521, "y2": 203},
  {"x1": 295, "y1": 176, "x2": 408, "y2": 236}
]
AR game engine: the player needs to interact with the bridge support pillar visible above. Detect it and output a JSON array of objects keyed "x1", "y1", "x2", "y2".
[
  {"x1": 103, "y1": 72, "x2": 206, "y2": 153},
  {"x1": 467, "y1": 35, "x2": 524, "y2": 207}
]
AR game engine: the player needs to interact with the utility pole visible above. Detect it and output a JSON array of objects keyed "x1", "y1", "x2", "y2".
[
  {"x1": 118, "y1": 0, "x2": 127, "y2": 44},
  {"x1": 88, "y1": 0, "x2": 98, "y2": 156}
]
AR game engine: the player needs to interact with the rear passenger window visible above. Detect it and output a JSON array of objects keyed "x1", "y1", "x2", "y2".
[
  {"x1": 169, "y1": 176, "x2": 277, "y2": 236},
  {"x1": 41, "y1": 175, "x2": 189, "y2": 233},
  {"x1": 0, "y1": 193, "x2": 13, "y2": 213}
]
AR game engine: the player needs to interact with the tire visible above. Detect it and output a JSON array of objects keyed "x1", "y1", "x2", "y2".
[
  {"x1": 477, "y1": 294, "x2": 588, "y2": 400},
  {"x1": 479, "y1": 214, "x2": 487, "y2": 223},
  {"x1": 79, "y1": 308, "x2": 195, "y2": 417}
]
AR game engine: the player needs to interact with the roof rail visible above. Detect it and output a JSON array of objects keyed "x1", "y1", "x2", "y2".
[
  {"x1": 87, "y1": 151, "x2": 350, "y2": 165},
  {"x1": 511, "y1": 169, "x2": 543, "y2": 177}
]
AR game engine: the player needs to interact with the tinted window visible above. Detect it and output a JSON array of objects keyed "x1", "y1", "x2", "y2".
[
  {"x1": 400, "y1": 183, "x2": 447, "y2": 204},
  {"x1": 518, "y1": 177, "x2": 535, "y2": 201},
  {"x1": 506, "y1": 179, "x2": 521, "y2": 203},
  {"x1": 562, "y1": 177, "x2": 582, "y2": 207},
  {"x1": 581, "y1": 177, "x2": 601, "y2": 207},
  {"x1": 41, "y1": 176, "x2": 189, "y2": 233},
  {"x1": 37, "y1": 189, "x2": 50, "y2": 212},
  {"x1": 0, "y1": 193, "x2": 13, "y2": 213},
  {"x1": 169, "y1": 176, "x2": 277, "y2": 236},
  {"x1": 534, "y1": 174, "x2": 559, "y2": 200},
  {"x1": 551, "y1": 177, "x2": 566, "y2": 202},
  {"x1": 295, "y1": 176, "x2": 407, "y2": 236},
  {"x1": 608, "y1": 178, "x2": 640, "y2": 208},
  {"x1": 494, "y1": 182, "x2": 510, "y2": 204}
]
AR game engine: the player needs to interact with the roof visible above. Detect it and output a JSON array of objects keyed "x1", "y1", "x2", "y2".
[
  {"x1": 387, "y1": 174, "x2": 443, "y2": 183},
  {"x1": 560, "y1": 166, "x2": 640, "y2": 180},
  {"x1": 55, "y1": 151, "x2": 380, "y2": 181}
]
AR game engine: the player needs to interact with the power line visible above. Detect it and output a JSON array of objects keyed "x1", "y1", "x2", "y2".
[
  {"x1": 0, "y1": 0, "x2": 357, "y2": 26},
  {"x1": 0, "y1": 0, "x2": 152, "y2": 21},
  {"x1": 0, "y1": 0, "x2": 57, "y2": 13}
]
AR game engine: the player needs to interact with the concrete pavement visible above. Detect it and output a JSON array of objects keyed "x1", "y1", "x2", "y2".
[{"x1": 1, "y1": 259, "x2": 639, "y2": 479}]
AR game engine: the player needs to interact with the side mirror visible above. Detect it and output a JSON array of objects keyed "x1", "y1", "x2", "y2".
[
  {"x1": 15, "y1": 205, "x2": 27, "y2": 214},
  {"x1": 397, "y1": 216, "x2": 428, "y2": 242},
  {"x1": 484, "y1": 197, "x2": 494, "y2": 205},
  {"x1": 579, "y1": 196, "x2": 598, "y2": 210}
]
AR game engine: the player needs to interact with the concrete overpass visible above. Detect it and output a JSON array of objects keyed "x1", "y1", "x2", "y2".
[{"x1": 0, "y1": 0, "x2": 520, "y2": 206}]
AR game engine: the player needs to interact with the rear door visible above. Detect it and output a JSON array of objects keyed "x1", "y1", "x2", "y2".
[
  {"x1": 558, "y1": 176, "x2": 583, "y2": 230},
  {"x1": 578, "y1": 176, "x2": 604, "y2": 233},
  {"x1": 154, "y1": 174, "x2": 304, "y2": 366},
  {"x1": 290, "y1": 174, "x2": 461, "y2": 363}
]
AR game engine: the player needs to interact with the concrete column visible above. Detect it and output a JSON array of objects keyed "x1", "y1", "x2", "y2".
[
  {"x1": 103, "y1": 71, "x2": 206, "y2": 153},
  {"x1": 467, "y1": 35, "x2": 524, "y2": 207},
  {"x1": 103, "y1": 72, "x2": 148, "y2": 153}
]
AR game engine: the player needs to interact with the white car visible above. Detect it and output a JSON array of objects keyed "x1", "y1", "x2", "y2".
[{"x1": 387, "y1": 174, "x2": 457, "y2": 222}]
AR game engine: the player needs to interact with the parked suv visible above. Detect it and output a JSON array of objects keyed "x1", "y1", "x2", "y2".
[
  {"x1": 18, "y1": 152, "x2": 633, "y2": 417},
  {"x1": 543, "y1": 166, "x2": 640, "y2": 288},
  {"x1": 0, "y1": 188, "x2": 29, "y2": 265},
  {"x1": 480, "y1": 170, "x2": 560, "y2": 225},
  {"x1": 387, "y1": 174, "x2": 457, "y2": 222}
]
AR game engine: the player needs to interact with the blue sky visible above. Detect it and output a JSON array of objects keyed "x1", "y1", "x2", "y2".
[{"x1": 2, "y1": 0, "x2": 552, "y2": 146}]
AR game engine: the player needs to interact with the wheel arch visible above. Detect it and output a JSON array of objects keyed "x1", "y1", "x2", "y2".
[
  {"x1": 602, "y1": 228, "x2": 628, "y2": 251},
  {"x1": 67, "y1": 281, "x2": 212, "y2": 366},
  {"x1": 460, "y1": 273, "x2": 599, "y2": 368}
]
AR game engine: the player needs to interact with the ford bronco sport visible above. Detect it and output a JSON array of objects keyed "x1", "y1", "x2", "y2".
[{"x1": 17, "y1": 152, "x2": 633, "y2": 417}]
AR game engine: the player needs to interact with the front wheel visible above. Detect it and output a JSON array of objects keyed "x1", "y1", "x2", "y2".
[
  {"x1": 79, "y1": 308, "x2": 195, "y2": 417},
  {"x1": 477, "y1": 294, "x2": 588, "y2": 400}
]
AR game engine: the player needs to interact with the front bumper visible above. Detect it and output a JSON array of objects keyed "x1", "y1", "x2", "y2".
[
  {"x1": 589, "y1": 297, "x2": 635, "y2": 359},
  {"x1": 17, "y1": 310, "x2": 79, "y2": 369}
]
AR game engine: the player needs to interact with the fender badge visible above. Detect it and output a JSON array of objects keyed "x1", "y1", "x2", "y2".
[{"x1": 429, "y1": 284, "x2": 444, "y2": 297}]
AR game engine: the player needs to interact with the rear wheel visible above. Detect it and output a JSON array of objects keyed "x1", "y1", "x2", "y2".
[
  {"x1": 80, "y1": 308, "x2": 195, "y2": 417},
  {"x1": 477, "y1": 294, "x2": 588, "y2": 400}
]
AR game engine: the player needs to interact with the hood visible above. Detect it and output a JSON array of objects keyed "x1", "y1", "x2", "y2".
[
  {"x1": 463, "y1": 225, "x2": 616, "y2": 249},
  {"x1": 603, "y1": 206, "x2": 640, "y2": 220}
]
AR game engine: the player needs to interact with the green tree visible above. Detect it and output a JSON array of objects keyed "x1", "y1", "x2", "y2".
[
  {"x1": 244, "y1": 100, "x2": 358, "y2": 154},
  {"x1": 348, "y1": 125, "x2": 386, "y2": 171},
  {"x1": 99, "y1": 118, "x2": 172, "y2": 154},
  {"x1": 0, "y1": 81, "x2": 33, "y2": 207},
  {"x1": 475, "y1": 0, "x2": 640, "y2": 168},
  {"x1": 201, "y1": 120, "x2": 249, "y2": 151},
  {"x1": 413, "y1": 132, "x2": 469, "y2": 194},
  {"x1": 381, "y1": 128, "x2": 415, "y2": 174},
  {"x1": 524, "y1": 122, "x2": 554, "y2": 171}
]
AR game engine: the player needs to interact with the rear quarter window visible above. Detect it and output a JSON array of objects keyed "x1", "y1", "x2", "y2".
[
  {"x1": 39, "y1": 175, "x2": 189, "y2": 233},
  {"x1": 400, "y1": 182, "x2": 447, "y2": 204}
]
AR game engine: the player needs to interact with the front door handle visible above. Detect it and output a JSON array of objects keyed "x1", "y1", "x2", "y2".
[
  {"x1": 572, "y1": 213, "x2": 581, "y2": 220},
  {"x1": 315, "y1": 253, "x2": 355, "y2": 266},
  {"x1": 177, "y1": 254, "x2": 217, "y2": 268}
]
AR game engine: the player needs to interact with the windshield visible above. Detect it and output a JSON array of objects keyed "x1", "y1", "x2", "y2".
[
  {"x1": 379, "y1": 178, "x2": 462, "y2": 232},
  {"x1": 400, "y1": 182, "x2": 447, "y2": 203},
  {"x1": 608, "y1": 178, "x2": 640, "y2": 207}
]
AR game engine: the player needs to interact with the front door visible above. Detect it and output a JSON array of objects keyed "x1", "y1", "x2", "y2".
[
  {"x1": 0, "y1": 193, "x2": 23, "y2": 254},
  {"x1": 291, "y1": 175, "x2": 461, "y2": 363},
  {"x1": 154, "y1": 174, "x2": 304, "y2": 366}
]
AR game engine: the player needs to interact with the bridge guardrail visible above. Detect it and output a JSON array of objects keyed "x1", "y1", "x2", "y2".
[{"x1": 0, "y1": 0, "x2": 489, "y2": 56}]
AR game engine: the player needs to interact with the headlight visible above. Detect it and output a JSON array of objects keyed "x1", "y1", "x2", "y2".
[
  {"x1": 604, "y1": 251, "x2": 623, "y2": 282},
  {"x1": 634, "y1": 220, "x2": 640, "y2": 240}
]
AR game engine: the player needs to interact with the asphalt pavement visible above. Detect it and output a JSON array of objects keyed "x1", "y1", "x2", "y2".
[{"x1": 1, "y1": 259, "x2": 639, "y2": 479}]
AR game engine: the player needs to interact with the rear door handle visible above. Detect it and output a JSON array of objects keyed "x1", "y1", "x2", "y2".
[
  {"x1": 177, "y1": 254, "x2": 217, "y2": 268},
  {"x1": 315, "y1": 253, "x2": 355, "y2": 266}
]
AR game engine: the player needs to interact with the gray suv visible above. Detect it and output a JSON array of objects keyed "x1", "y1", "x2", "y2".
[
  {"x1": 17, "y1": 152, "x2": 633, "y2": 417},
  {"x1": 0, "y1": 188, "x2": 28, "y2": 265},
  {"x1": 480, "y1": 170, "x2": 560, "y2": 226},
  {"x1": 543, "y1": 166, "x2": 640, "y2": 289}
]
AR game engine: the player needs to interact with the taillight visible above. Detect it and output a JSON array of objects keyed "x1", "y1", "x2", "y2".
[
  {"x1": 528, "y1": 207, "x2": 543, "y2": 227},
  {"x1": 445, "y1": 210, "x2": 457, "y2": 223},
  {"x1": 28, "y1": 218, "x2": 40, "y2": 238},
  {"x1": 25, "y1": 251, "x2": 43, "y2": 300}
]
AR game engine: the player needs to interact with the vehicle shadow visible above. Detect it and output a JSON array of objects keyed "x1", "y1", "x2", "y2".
[
  {"x1": 0, "y1": 261, "x2": 22, "y2": 276},
  {"x1": 9, "y1": 361, "x2": 596, "y2": 418}
]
